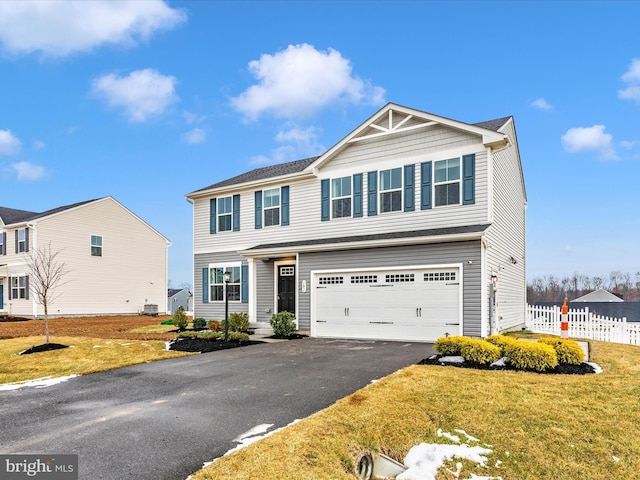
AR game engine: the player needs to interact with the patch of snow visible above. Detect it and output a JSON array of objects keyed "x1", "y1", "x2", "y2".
[
  {"x1": 439, "y1": 356, "x2": 465, "y2": 364},
  {"x1": 613, "y1": 455, "x2": 620, "y2": 462},
  {"x1": 397, "y1": 442, "x2": 493, "y2": 480},
  {"x1": 468, "y1": 475, "x2": 503, "y2": 480},
  {"x1": 120, "y1": 343, "x2": 133, "y2": 346},
  {"x1": 491, "y1": 357, "x2": 507, "y2": 367},
  {"x1": 93, "y1": 345, "x2": 102, "y2": 348},
  {"x1": 165, "y1": 340, "x2": 175, "y2": 351},
  {"x1": 0, "y1": 375, "x2": 79, "y2": 391},
  {"x1": 455, "y1": 429, "x2": 480, "y2": 443},
  {"x1": 437, "y1": 428, "x2": 461, "y2": 443},
  {"x1": 428, "y1": 354, "x2": 438, "y2": 360},
  {"x1": 586, "y1": 362, "x2": 603, "y2": 374}
]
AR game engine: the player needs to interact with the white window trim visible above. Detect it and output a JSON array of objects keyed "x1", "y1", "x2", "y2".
[
  {"x1": 17, "y1": 228, "x2": 27, "y2": 253},
  {"x1": 331, "y1": 176, "x2": 352, "y2": 219},
  {"x1": 91, "y1": 234, "x2": 103, "y2": 257},
  {"x1": 217, "y1": 196, "x2": 233, "y2": 232},
  {"x1": 379, "y1": 167, "x2": 403, "y2": 213},
  {"x1": 208, "y1": 262, "x2": 242, "y2": 303},
  {"x1": 433, "y1": 157, "x2": 462, "y2": 207},
  {"x1": 263, "y1": 188, "x2": 281, "y2": 227},
  {"x1": 10, "y1": 275, "x2": 28, "y2": 300}
]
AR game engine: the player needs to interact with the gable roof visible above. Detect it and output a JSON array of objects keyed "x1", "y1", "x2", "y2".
[
  {"x1": 0, "y1": 199, "x2": 102, "y2": 226},
  {"x1": 187, "y1": 103, "x2": 512, "y2": 197},
  {"x1": 572, "y1": 289, "x2": 624, "y2": 303}
]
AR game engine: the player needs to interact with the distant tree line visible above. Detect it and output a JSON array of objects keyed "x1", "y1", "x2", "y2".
[{"x1": 527, "y1": 271, "x2": 640, "y2": 303}]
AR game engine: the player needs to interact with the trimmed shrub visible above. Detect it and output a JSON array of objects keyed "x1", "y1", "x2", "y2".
[
  {"x1": 270, "y1": 311, "x2": 297, "y2": 337},
  {"x1": 222, "y1": 312, "x2": 249, "y2": 333},
  {"x1": 506, "y1": 340, "x2": 558, "y2": 372},
  {"x1": 172, "y1": 306, "x2": 188, "y2": 331},
  {"x1": 177, "y1": 331, "x2": 250, "y2": 342},
  {"x1": 192, "y1": 317, "x2": 207, "y2": 330},
  {"x1": 434, "y1": 336, "x2": 470, "y2": 356},
  {"x1": 177, "y1": 331, "x2": 199, "y2": 338},
  {"x1": 460, "y1": 339, "x2": 502, "y2": 365},
  {"x1": 208, "y1": 320, "x2": 222, "y2": 332},
  {"x1": 485, "y1": 334, "x2": 518, "y2": 356},
  {"x1": 538, "y1": 337, "x2": 585, "y2": 365}
]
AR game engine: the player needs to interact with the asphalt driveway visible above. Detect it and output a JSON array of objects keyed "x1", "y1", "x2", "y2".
[{"x1": 0, "y1": 338, "x2": 433, "y2": 479}]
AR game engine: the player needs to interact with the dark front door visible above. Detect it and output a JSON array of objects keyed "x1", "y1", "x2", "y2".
[{"x1": 277, "y1": 265, "x2": 296, "y2": 314}]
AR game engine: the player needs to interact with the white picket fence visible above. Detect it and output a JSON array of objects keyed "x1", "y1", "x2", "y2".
[{"x1": 526, "y1": 304, "x2": 640, "y2": 346}]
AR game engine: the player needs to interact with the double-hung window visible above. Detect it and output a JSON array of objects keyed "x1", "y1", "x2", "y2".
[
  {"x1": 10, "y1": 276, "x2": 27, "y2": 299},
  {"x1": 380, "y1": 168, "x2": 402, "y2": 213},
  {"x1": 17, "y1": 228, "x2": 27, "y2": 253},
  {"x1": 91, "y1": 235, "x2": 103, "y2": 257},
  {"x1": 209, "y1": 265, "x2": 241, "y2": 302},
  {"x1": 0, "y1": 232, "x2": 4, "y2": 255},
  {"x1": 264, "y1": 188, "x2": 280, "y2": 226},
  {"x1": 434, "y1": 158, "x2": 460, "y2": 206},
  {"x1": 331, "y1": 176, "x2": 352, "y2": 218},
  {"x1": 217, "y1": 196, "x2": 233, "y2": 232}
]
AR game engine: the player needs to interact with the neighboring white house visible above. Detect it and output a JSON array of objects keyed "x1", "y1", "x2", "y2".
[
  {"x1": 186, "y1": 103, "x2": 527, "y2": 342},
  {"x1": 0, "y1": 196, "x2": 170, "y2": 318}
]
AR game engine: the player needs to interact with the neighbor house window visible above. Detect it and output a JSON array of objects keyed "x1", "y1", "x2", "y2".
[
  {"x1": 209, "y1": 265, "x2": 241, "y2": 302},
  {"x1": 10, "y1": 276, "x2": 28, "y2": 299},
  {"x1": 0, "y1": 232, "x2": 4, "y2": 255},
  {"x1": 17, "y1": 228, "x2": 27, "y2": 253},
  {"x1": 434, "y1": 158, "x2": 460, "y2": 206},
  {"x1": 264, "y1": 188, "x2": 280, "y2": 226},
  {"x1": 380, "y1": 168, "x2": 402, "y2": 212},
  {"x1": 217, "y1": 196, "x2": 233, "y2": 232},
  {"x1": 331, "y1": 176, "x2": 352, "y2": 218},
  {"x1": 91, "y1": 235, "x2": 103, "y2": 257}
]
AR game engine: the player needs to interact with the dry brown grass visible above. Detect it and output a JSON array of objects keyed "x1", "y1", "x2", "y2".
[{"x1": 191, "y1": 339, "x2": 640, "y2": 480}]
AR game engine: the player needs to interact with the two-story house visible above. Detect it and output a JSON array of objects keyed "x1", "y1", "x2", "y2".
[
  {"x1": 186, "y1": 103, "x2": 526, "y2": 342},
  {"x1": 0, "y1": 196, "x2": 170, "y2": 318}
]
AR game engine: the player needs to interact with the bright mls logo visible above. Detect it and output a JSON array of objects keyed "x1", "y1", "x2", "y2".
[{"x1": 1, "y1": 455, "x2": 78, "y2": 479}]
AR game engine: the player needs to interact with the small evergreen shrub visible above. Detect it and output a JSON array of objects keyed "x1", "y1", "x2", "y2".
[
  {"x1": 208, "y1": 320, "x2": 222, "y2": 332},
  {"x1": 485, "y1": 334, "x2": 518, "y2": 356},
  {"x1": 506, "y1": 340, "x2": 558, "y2": 372},
  {"x1": 538, "y1": 337, "x2": 585, "y2": 365},
  {"x1": 177, "y1": 331, "x2": 199, "y2": 338},
  {"x1": 172, "y1": 306, "x2": 188, "y2": 331},
  {"x1": 177, "y1": 331, "x2": 250, "y2": 342},
  {"x1": 222, "y1": 312, "x2": 249, "y2": 333},
  {"x1": 461, "y1": 339, "x2": 502, "y2": 365},
  {"x1": 434, "y1": 336, "x2": 470, "y2": 356},
  {"x1": 270, "y1": 311, "x2": 297, "y2": 337},
  {"x1": 192, "y1": 317, "x2": 207, "y2": 330}
]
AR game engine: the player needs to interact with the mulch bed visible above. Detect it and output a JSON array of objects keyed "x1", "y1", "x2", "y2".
[
  {"x1": 168, "y1": 337, "x2": 264, "y2": 353},
  {"x1": 268, "y1": 333, "x2": 308, "y2": 340},
  {"x1": 419, "y1": 355, "x2": 596, "y2": 375},
  {"x1": 19, "y1": 343, "x2": 69, "y2": 355}
]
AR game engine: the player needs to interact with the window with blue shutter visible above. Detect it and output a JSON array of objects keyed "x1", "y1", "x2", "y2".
[
  {"x1": 241, "y1": 264, "x2": 249, "y2": 303},
  {"x1": 202, "y1": 267, "x2": 209, "y2": 303},
  {"x1": 254, "y1": 191, "x2": 262, "y2": 229},
  {"x1": 209, "y1": 199, "x2": 217, "y2": 234},
  {"x1": 404, "y1": 164, "x2": 415, "y2": 212},
  {"x1": 367, "y1": 171, "x2": 378, "y2": 216},
  {"x1": 462, "y1": 154, "x2": 476, "y2": 205},
  {"x1": 353, "y1": 173, "x2": 363, "y2": 217},
  {"x1": 232, "y1": 194, "x2": 240, "y2": 231},
  {"x1": 281, "y1": 186, "x2": 290, "y2": 226},
  {"x1": 320, "y1": 179, "x2": 330, "y2": 221},
  {"x1": 421, "y1": 161, "x2": 433, "y2": 210}
]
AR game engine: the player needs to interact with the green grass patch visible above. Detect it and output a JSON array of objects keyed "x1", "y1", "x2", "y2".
[
  {"x1": 0, "y1": 336, "x2": 193, "y2": 385},
  {"x1": 128, "y1": 324, "x2": 177, "y2": 334},
  {"x1": 190, "y1": 340, "x2": 640, "y2": 480}
]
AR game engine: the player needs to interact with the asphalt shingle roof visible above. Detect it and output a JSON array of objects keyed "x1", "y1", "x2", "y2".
[{"x1": 0, "y1": 199, "x2": 101, "y2": 226}]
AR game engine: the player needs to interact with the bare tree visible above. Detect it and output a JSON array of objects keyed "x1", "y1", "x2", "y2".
[{"x1": 28, "y1": 242, "x2": 68, "y2": 344}]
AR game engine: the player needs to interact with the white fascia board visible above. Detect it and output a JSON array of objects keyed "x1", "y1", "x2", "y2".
[
  {"x1": 186, "y1": 170, "x2": 316, "y2": 200},
  {"x1": 239, "y1": 231, "x2": 486, "y2": 259}
]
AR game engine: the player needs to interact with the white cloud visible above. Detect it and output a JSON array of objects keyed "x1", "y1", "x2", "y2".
[
  {"x1": 0, "y1": 129, "x2": 21, "y2": 156},
  {"x1": 11, "y1": 161, "x2": 46, "y2": 181},
  {"x1": 530, "y1": 98, "x2": 552, "y2": 110},
  {"x1": 33, "y1": 140, "x2": 45, "y2": 150},
  {"x1": 619, "y1": 58, "x2": 640, "y2": 104},
  {"x1": 182, "y1": 110, "x2": 206, "y2": 125},
  {"x1": 621, "y1": 140, "x2": 640, "y2": 149},
  {"x1": 561, "y1": 125, "x2": 617, "y2": 160},
  {"x1": 92, "y1": 68, "x2": 179, "y2": 122},
  {"x1": 0, "y1": 1, "x2": 186, "y2": 58},
  {"x1": 182, "y1": 128, "x2": 206, "y2": 144},
  {"x1": 250, "y1": 125, "x2": 325, "y2": 166},
  {"x1": 231, "y1": 43, "x2": 386, "y2": 120}
]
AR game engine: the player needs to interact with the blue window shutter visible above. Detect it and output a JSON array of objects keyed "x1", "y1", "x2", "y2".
[
  {"x1": 25, "y1": 228, "x2": 29, "y2": 252},
  {"x1": 420, "y1": 162, "x2": 432, "y2": 210},
  {"x1": 241, "y1": 264, "x2": 249, "y2": 303},
  {"x1": 353, "y1": 173, "x2": 363, "y2": 217},
  {"x1": 1, "y1": 232, "x2": 5, "y2": 255},
  {"x1": 463, "y1": 154, "x2": 476, "y2": 205},
  {"x1": 232, "y1": 194, "x2": 240, "y2": 231},
  {"x1": 15, "y1": 230, "x2": 18, "y2": 254},
  {"x1": 25, "y1": 276, "x2": 29, "y2": 300},
  {"x1": 320, "y1": 179, "x2": 330, "y2": 221},
  {"x1": 202, "y1": 268, "x2": 209, "y2": 303},
  {"x1": 254, "y1": 191, "x2": 262, "y2": 229},
  {"x1": 404, "y1": 164, "x2": 415, "y2": 212},
  {"x1": 209, "y1": 199, "x2": 217, "y2": 234},
  {"x1": 281, "y1": 186, "x2": 290, "y2": 226},
  {"x1": 367, "y1": 171, "x2": 377, "y2": 216}
]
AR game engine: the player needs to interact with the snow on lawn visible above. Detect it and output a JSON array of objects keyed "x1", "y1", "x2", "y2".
[{"x1": 0, "y1": 375, "x2": 79, "y2": 391}]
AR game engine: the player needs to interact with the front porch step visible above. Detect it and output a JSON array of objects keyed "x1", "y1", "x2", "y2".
[{"x1": 248, "y1": 322, "x2": 274, "y2": 336}]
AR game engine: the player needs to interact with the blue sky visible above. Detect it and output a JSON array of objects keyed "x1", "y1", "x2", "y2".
[{"x1": 1, "y1": 1, "x2": 639, "y2": 287}]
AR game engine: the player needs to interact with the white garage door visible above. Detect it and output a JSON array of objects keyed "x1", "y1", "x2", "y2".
[{"x1": 313, "y1": 267, "x2": 461, "y2": 342}]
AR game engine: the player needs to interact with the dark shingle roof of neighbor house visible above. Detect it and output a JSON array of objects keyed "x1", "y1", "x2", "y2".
[
  {"x1": 245, "y1": 224, "x2": 491, "y2": 251},
  {"x1": 193, "y1": 115, "x2": 511, "y2": 193},
  {"x1": 0, "y1": 199, "x2": 101, "y2": 225}
]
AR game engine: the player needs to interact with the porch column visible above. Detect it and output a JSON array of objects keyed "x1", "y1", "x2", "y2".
[{"x1": 247, "y1": 257, "x2": 256, "y2": 323}]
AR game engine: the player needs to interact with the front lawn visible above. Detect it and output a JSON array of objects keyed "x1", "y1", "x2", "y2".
[{"x1": 190, "y1": 339, "x2": 640, "y2": 480}]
